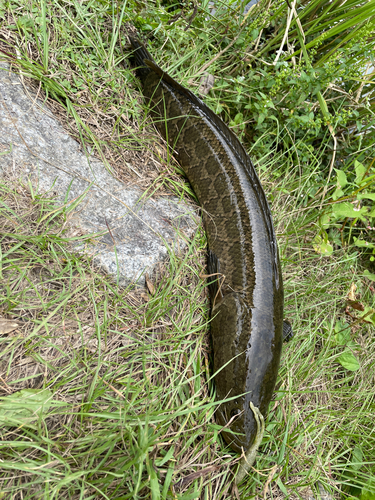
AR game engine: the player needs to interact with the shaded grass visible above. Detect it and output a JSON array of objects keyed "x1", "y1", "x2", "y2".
[{"x1": 0, "y1": 176, "x2": 236, "y2": 498}]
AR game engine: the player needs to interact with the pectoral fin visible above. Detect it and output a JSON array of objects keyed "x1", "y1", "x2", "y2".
[{"x1": 283, "y1": 320, "x2": 293, "y2": 342}]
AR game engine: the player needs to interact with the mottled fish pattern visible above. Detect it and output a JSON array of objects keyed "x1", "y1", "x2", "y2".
[{"x1": 129, "y1": 36, "x2": 284, "y2": 453}]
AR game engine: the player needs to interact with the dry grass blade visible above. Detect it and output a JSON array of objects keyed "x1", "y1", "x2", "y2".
[{"x1": 174, "y1": 465, "x2": 220, "y2": 490}]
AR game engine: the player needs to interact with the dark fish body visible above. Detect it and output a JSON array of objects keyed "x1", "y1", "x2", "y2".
[{"x1": 129, "y1": 37, "x2": 283, "y2": 453}]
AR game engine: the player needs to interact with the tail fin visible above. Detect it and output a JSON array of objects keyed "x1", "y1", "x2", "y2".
[{"x1": 128, "y1": 36, "x2": 155, "y2": 82}]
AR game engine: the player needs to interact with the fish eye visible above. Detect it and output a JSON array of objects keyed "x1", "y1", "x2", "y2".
[{"x1": 230, "y1": 408, "x2": 241, "y2": 418}]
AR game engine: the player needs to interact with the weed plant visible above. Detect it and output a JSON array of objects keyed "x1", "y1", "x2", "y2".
[{"x1": 0, "y1": 0, "x2": 375, "y2": 499}]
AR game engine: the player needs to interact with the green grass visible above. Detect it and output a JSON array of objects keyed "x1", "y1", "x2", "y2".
[
  {"x1": 1, "y1": 0, "x2": 375, "y2": 498},
  {"x1": 0, "y1": 177, "x2": 231, "y2": 498}
]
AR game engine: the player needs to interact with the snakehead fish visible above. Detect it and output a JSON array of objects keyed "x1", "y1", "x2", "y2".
[{"x1": 129, "y1": 36, "x2": 285, "y2": 457}]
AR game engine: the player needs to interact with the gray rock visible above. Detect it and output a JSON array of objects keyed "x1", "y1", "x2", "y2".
[
  {"x1": 307, "y1": 482, "x2": 334, "y2": 500},
  {"x1": 0, "y1": 62, "x2": 197, "y2": 285},
  {"x1": 208, "y1": 0, "x2": 259, "y2": 18}
]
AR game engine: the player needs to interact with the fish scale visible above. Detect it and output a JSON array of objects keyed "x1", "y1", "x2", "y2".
[{"x1": 129, "y1": 36, "x2": 284, "y2": 454}]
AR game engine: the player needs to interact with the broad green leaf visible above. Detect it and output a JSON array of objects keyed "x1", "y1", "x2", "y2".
[
  {"x1": 332, "y1": 187, "x2": 344, "y2": 201},
  {"x1": 215, "y1": 103, "x2": 223, "y2": 114},
  {"x1": 353, "y1": 237, "x2": 375, "y2": 249},
  {"x1": 234, "y1": 112, "x2": 243, "y2": 125},
  {"x1": 334, "y1": 320, "x2": 351, "y2": 345},
  {"x1": 319, "y1": 213, "x2": 331, "y2": 229},
  {"x1": 335, "y1": 169, "x2": 347, "y2": 189},
  {"x1": 0, "y1": 389, "x2": 53, "y2": 427},
  {"x1": 257, "y1": 113, "x2": 266, "y2": 125},
  {"x1": 351, "y1": 446, "x2": 363, "y2": 471},
  {"x1": 337, "y1": 350, "x2": 360, "y2": 371},
  {"x1": 297, "y1": 92, "x2": 307, "y2": 105},
  {"x1": 357, "y1": 193, "x2": 375, "y2": 201},
  {"x1": 360, "y1": 306, "x2": 375, "y2": 326},
  {"x1": 313, "y1": 234, "x2": 333, "y2": 256},
  {"x1": 331, "y1": 202, "x2": 368, "y2": 219},
  {"x1": 361, "y1": 491, "x2": 375, "y2": 500},
  {"x1": 317, "y1": 91, "x2": 330, "y2": 120},
  {"x1": 363, "y1": 270, "x2": 375, "y2": 281},
  {"x1": 300, "y1": 115, "x2": 310, "y2": 123},
  {"x1": 355, "y1": 160, "x2": 366, "y2": 185},
  {"x1": 360, "y1": 478, "x2": 375, "y2": 500},
  {"x1": 251, "y1": 29, "x2": 259, "y2": 40}
]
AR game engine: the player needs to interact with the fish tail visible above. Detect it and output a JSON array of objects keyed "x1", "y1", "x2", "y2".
[{"x1": 128, "y1": 36, "x2": 155, "y2": 82}]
